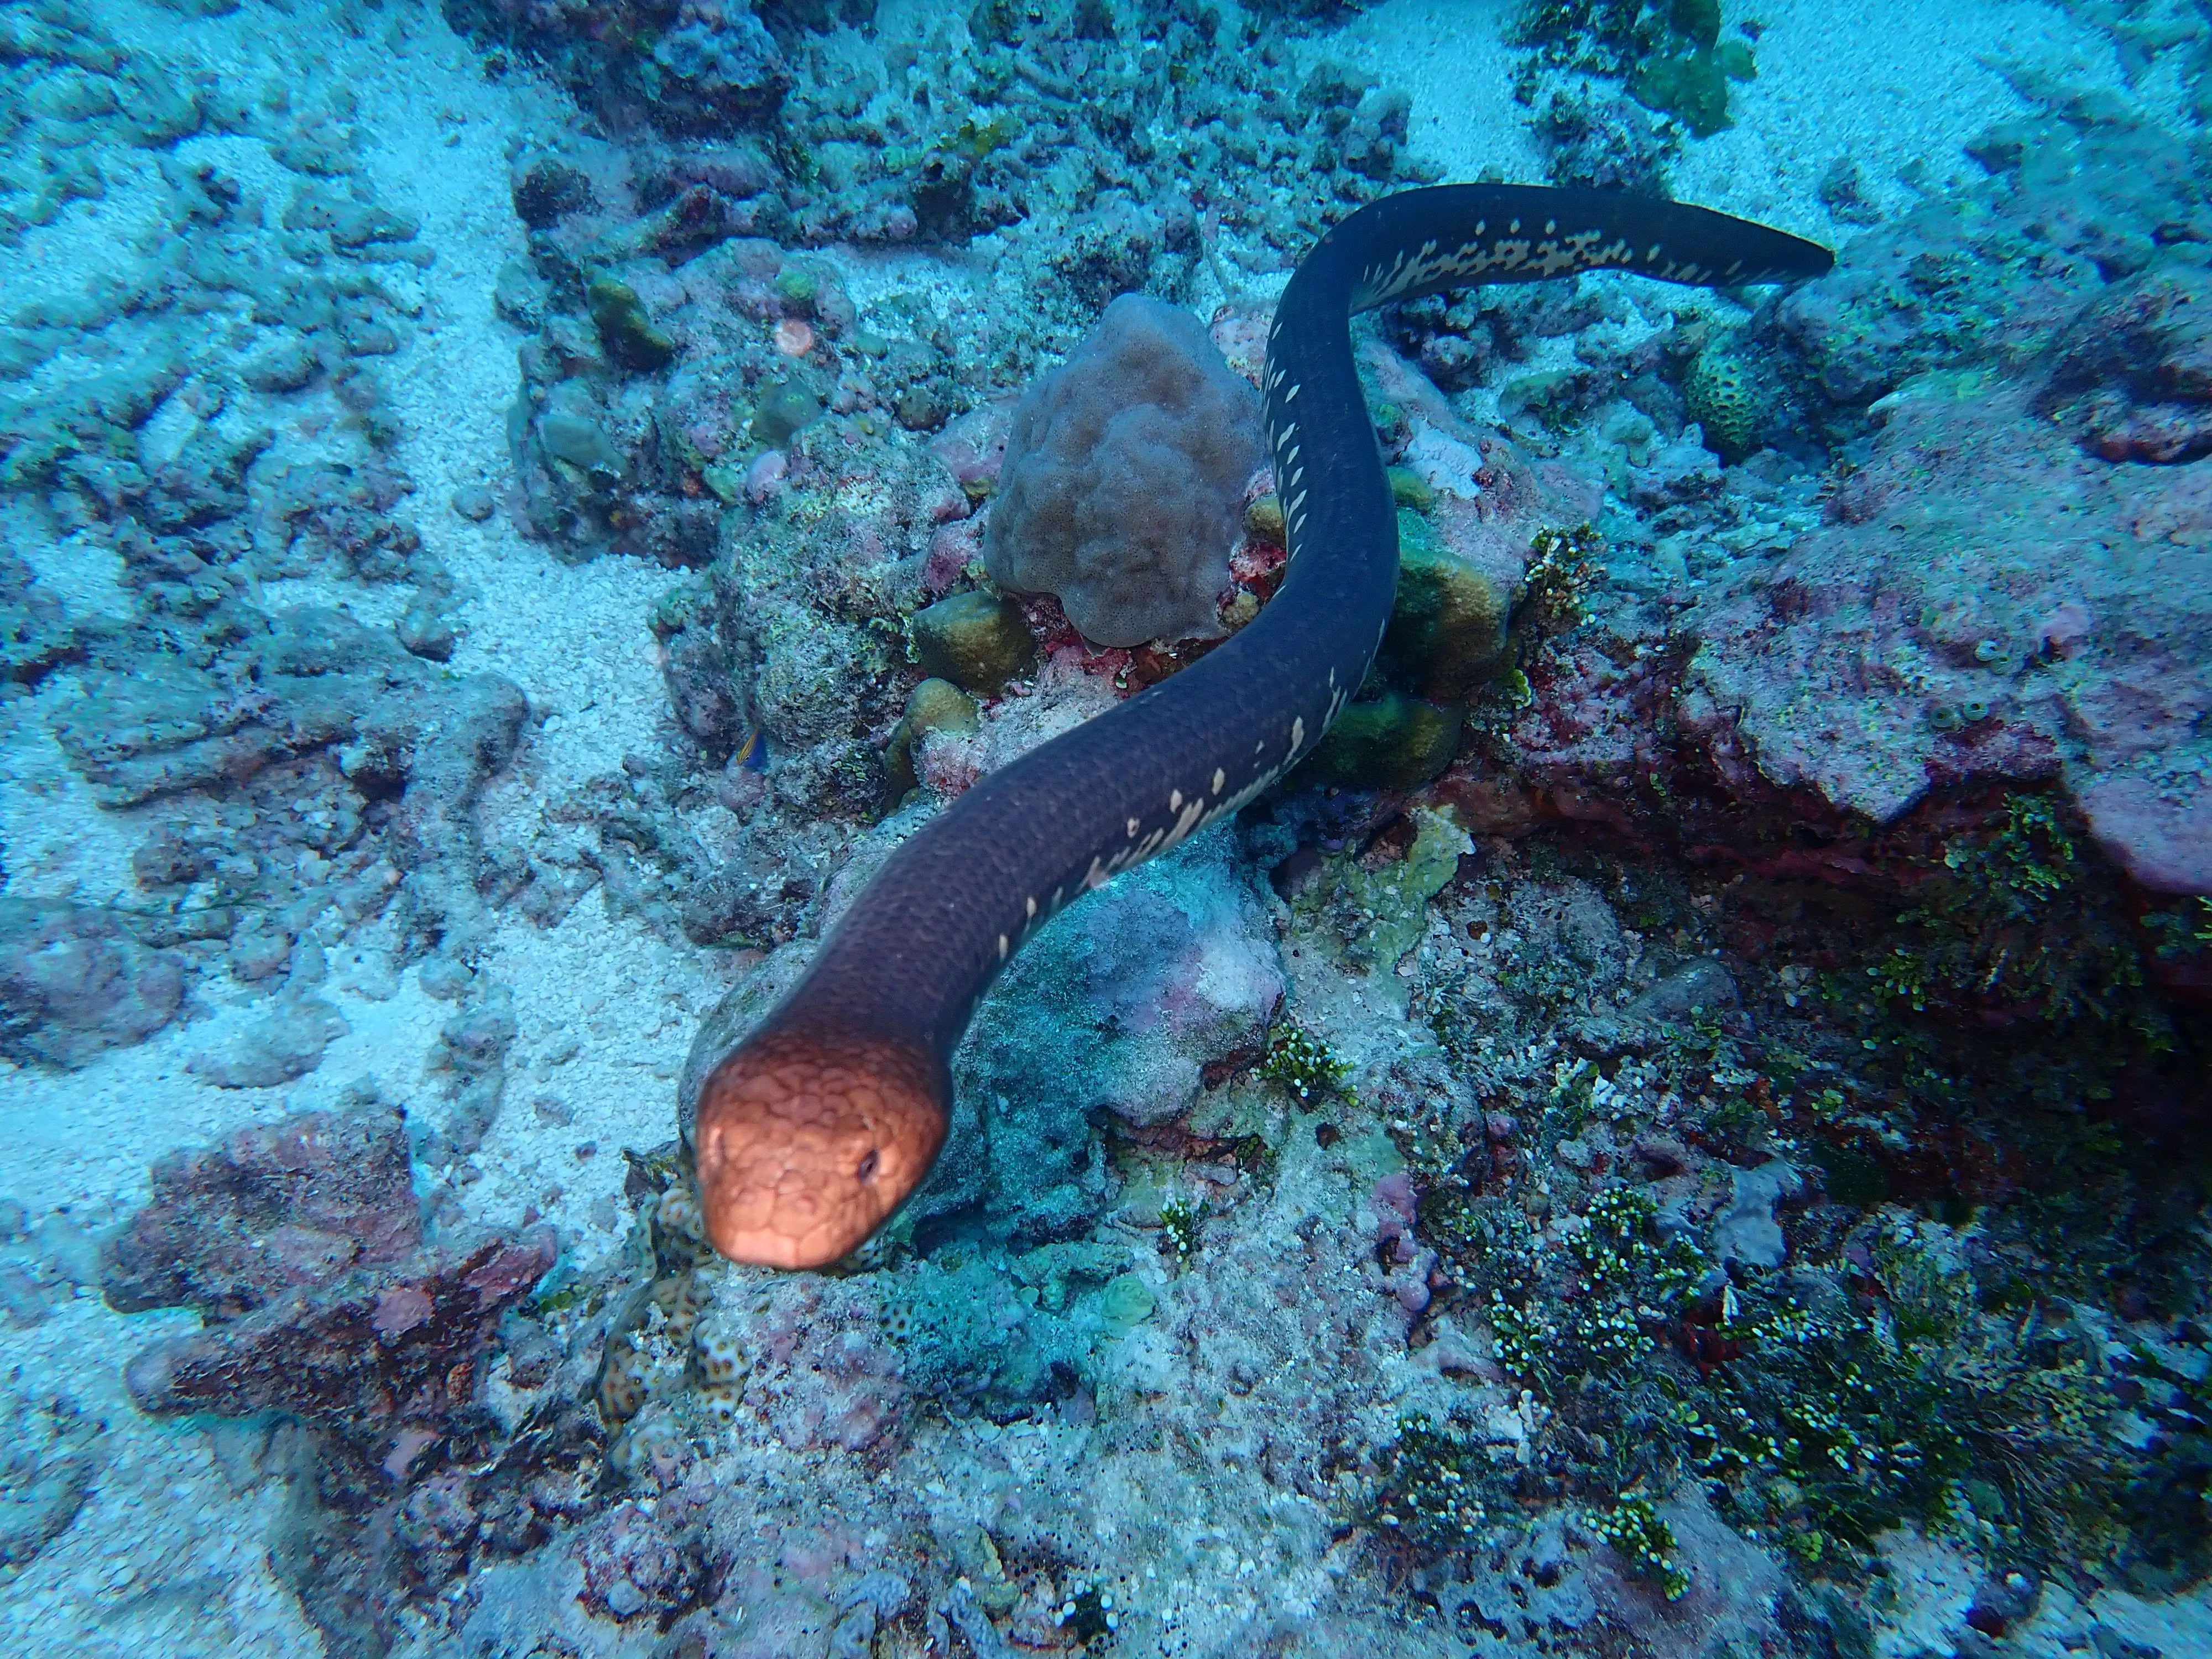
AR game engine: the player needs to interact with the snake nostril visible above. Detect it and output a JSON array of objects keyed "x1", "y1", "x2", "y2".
[{"x1": 856, "y1": 1149, "x2": 880, "y2": 1183}]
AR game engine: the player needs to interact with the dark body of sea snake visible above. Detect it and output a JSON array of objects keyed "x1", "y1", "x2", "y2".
[{"x1": 695, "y1": 185, "x2": 1834, "y2": 1268}]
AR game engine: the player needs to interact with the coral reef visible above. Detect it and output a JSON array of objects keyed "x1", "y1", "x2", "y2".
[
  {"x1": 985, "y1": 293, "x2": 1265, "y2": 647},
  {"x1": 1, "y1": 0, "x2": 2209, "y2": 1655}
]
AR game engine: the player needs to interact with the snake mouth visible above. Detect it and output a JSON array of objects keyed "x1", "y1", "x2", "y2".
[{"x1": 691, "y1": 1027, "x2": 948, "y2": 1269}]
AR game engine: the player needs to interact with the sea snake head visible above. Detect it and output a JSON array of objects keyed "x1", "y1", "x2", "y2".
[{"x1": 691, "y1": 1026, "x2": 949, "y2": 1269}]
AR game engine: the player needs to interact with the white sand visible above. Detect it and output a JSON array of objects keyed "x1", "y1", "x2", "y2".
[{"x1": 1323, "y1": 0, "x2": 2145, "y2": 242}]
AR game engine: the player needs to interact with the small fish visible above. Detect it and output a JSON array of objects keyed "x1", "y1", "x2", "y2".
[{"x1": 734, "y1": 728, "x2": 769, "y2": 772}]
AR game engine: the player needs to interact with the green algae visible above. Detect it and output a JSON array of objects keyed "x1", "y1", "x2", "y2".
[
  {"x1": 1258, "y1": 1020, "x2": 1351, "y2": 1103},
  {"x1": 1384, "y1": 509, "x2": 1511, "y2": 698},
  {"x1": 1629, "y1": 49, "x2": 1733, "y2": 137},
  {"x1": 1296, "y1": 693, "x2": 1462, "y2": 792},
  {"x1": 585, "y1": 273, "x2": 675, "y2": 372},
  {"x1": 909, "y1": 591, "x2": 1036, "y2": 693},
  {"x1": 1289, "y1": 806, "x2": 1470, "y2": 973}
]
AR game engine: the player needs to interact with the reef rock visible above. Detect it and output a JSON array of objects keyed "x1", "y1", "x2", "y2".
[
  {"x1": 931, "y1": 831, "x2": 1284, "y2": 1243},
  {"x1": 124, "y1": 1228, "x2": 556, "y2": 1459},
  {"x1": 0, "y1": 898, "x2": 185, "y2": 1068},
  {"x1": 102, "y1": 1102, "x2": 421, "y2": 1319},
  {"x1": 1684, "y1": 382, "x2": 2210, "y2": 893}
]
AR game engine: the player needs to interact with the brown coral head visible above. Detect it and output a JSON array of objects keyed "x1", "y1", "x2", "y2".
[{"x1": 692, "y1": 1026, "x2": 947, "y2": 1270}]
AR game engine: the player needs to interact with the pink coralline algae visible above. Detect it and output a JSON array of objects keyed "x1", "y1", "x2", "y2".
[
  {"x1": 1370, "y1": 1170, "x2": 1439, "y2": 1318},
  {"x1": 927, "y1": 398, "x2": 1016, "y2": 495},
  {"x1": 1686, "y1": 383, "x2": 2209, "y2": 892},
  {"x1": 723, "y1": 1274, "x2": 906, "y2": 1454},
  {"x1": 1445, "y1": 378, "x2": 2209, "y2": 898}
]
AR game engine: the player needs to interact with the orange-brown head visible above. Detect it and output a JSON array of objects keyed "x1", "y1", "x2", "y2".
[{"x1": 691, "y1": 1027, "x2": 948, "y2": 1269}]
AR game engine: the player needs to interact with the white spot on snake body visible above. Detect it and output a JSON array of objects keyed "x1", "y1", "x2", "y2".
[
  {"x1": 1126, "y1": 817, "x2": 1140, "y2": 837},
  {"x1": 1290, "y1": 716, "x2": 1305, "y2": 753},
  {"x1": 1170, "y1": 789, "x2": 1183, "y2": 811},
  {"x1": 1212, "y1": 768, "x2": 1225, "y2": 794},
  {"x1": 1161, "y1": 800, "x2": 1207, "y2": 851},
  {"x1": 998, "y1": 935, "x2": 1009, "y2": 959},
  {"x1": 1026, "y1": 896, "x2": 1037, "y2": 919}
]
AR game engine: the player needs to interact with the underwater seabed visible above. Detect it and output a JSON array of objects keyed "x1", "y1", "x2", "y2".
[{"x1": 2, "y1": 0, "x2": 2210, "y2": 1654}]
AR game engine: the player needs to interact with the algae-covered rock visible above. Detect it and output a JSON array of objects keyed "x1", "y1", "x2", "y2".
[
  {"x1": 910, "y1": 592, "x2": 1035, "y2": 693},
  {"x1": 1383, "y1": 510, "x2": 1510, "y2": 698},
  {"x1": 882, "y1": 1253, "x2": 1094, "y2": 1413},
  {"x1": 752, "y1": 380, "x2": 821, "y2": 446},
  {"x1": 1629, "y1": 49, "x2": 1732, "y2": 138},
  {"x1": 1671, "y1": 0, "x2": 1721, "y2": 49},
  {"x1": 903, "y1": 677, "x2": 980, "y2": 738},
  {"x1": 1386, "y1": 466, "x2": 1434, "y2": 512},
  {"x1": 1298, "y1": 694, "x2": 1463, "y2": 792},
  {"x1": 510, "y1": 155, "x2": 595, "y2": 228},
  {"x1": 1288, "y1": 806, "x2": 1472, "y2": 972},
  {"x1": 1097, "y1": 1273, "x2": 1156, "y2": 1332},
  {"x1": 0, "y1": 900, "x2": 185, "y2": 1068},
  {"x1": 538, "y1": 407, "x2": 626, "y2": 478},
  {"x1": 397, "y1": 596, "x2": 458, "y2": 661},
  {"x1": 927, "y1": 831, "x2": 1282, "y2": 1242},
  {"x1": 102, "y1": 1102, "x2": 420, "y2": 1318},
  {"x1": 884, "y1": 677, "x2": 980, "y2": 796},
  {"x1": 1498, "y1": 367, "x2": 1596, "y2": 430},
  {"x1": 1244, "y1": 492, "x2": 1285, "y2": 542},
  {"x1": 586, "y1": 273, "x2": 675, "y2": 372}
]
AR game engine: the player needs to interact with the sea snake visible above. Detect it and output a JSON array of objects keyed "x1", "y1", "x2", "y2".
[{"x1": 693, "y1": 185, "x2": 1834, "y2": 1268}]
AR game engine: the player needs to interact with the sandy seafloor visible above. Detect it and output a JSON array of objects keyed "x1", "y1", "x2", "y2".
[{"x1": 0, "y1": 0, "x2": 2206, "y2": 1655}]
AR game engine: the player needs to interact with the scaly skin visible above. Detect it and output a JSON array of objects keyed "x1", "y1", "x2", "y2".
[{"x1": 693, "y1": 1027, "x2": 948, "y2": 1268}]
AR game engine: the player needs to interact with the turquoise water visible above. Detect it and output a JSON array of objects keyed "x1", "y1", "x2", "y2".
[{"x1": 0, "y1": 1, "x2": 2208, "y2": 1653}]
